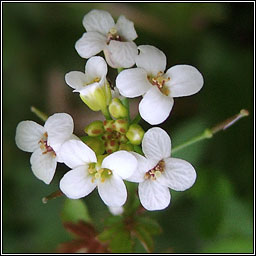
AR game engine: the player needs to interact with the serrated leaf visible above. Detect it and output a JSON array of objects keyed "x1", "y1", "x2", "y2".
[{"x1": 61, "y1": 198, "x2": 91, "y2": 223}]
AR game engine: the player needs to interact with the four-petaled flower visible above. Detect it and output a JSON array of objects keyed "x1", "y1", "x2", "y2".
[
  {"x1": 126, "y1": 127, "x2": 197, "y2": 211},
  {"x1": 15, "y1": 113, "x2": 74, "y2": 184},
  {"x1": 75, "y1": 9, "x2": 138, "y2": 68},
  {"x1": 116, "y1": 45, "x2": 204, "y2": 125},
  {"x1": 59, "y1": 139, "x2": 137, "y2": 207},
  {"x1": 65, "y1": 56, "x2": 111, "y2": 111}
]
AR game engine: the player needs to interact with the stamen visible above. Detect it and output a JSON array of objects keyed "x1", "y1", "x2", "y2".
[
  {"x1": 148, "y1": 72, "x2": 170, "y2": 96},
  {"x1": 38, "y1": 133, "x2": 56, "y2": 157},
  {"x1": 145, "y1": 160, "x2": 165, "y2": 180}
]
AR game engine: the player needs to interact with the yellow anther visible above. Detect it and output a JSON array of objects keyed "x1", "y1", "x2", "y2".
[{"x1": 94, "y1": 77, "x2": 100, "y2": 83}]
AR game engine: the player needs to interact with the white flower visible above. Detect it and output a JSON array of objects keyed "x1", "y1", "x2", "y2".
[
  {"x1": 75, "y1": 9, "x2": 138, "y2": 68},
  {"x1": 15, "y1": 113, "x2": 74, "y2": 184},
  {"x1": 116, "y1": 45, "x2": 204, "y2": 125},
  {"x1": 65, "y1": 56, "x2": 111, "y2": 111},
  {"x1": 126, "y1": 127, "x2": 196, "y2": 211},
  {"x1": 59, "y1": 139, "x2": 137, "y2": 207}
]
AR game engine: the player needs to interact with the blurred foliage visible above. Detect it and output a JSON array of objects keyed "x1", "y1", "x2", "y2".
[{"x1": 3, "y1": 2, "x2": 254, "y2": 253}]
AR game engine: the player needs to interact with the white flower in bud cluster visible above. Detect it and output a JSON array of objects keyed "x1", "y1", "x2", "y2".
[
  {"x1": 126, "y1": 127, "x2": 197, "y2": 211},
  {"x1": 116, "y1": 45, "x2": 204, "y2": 125},
  {"x1": 65, "y1": 56, "x2": 111, "y2": 111},
  {"x1": 59, "y1": 139, "x2": 138, "y2": 207},
  {"x1": 75, "y1": 9, "x2": 138, "y2": 68},
  {"x1": 15, "y1": 113, "x2": 74, "y2": 184}
]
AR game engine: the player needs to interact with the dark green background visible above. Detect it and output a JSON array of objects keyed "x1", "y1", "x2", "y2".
[{"x1": 3, "y1": 2, "x2": 254, "y2": 253}]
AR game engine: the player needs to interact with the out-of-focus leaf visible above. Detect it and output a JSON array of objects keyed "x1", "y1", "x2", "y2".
[
  {"x1": 109, "y1": 229, "x2": 133, "y2": 253},
  {"x1": 57, "y1": 221, "x2": 109, "y2": 253},
  {"x1": 201, "y1": 236, "x2": 253, "y2": 253},
  {"x1": 61, "y1": 198, "x2": 91, "y2": 223},
  {"x1": 98, "y1": 215, "x2": 133, "y2": 252},
  {"x1": 135, "y1": 217, "x2": 162, "y2": 235},
  {"x1": 98, "y1": 224, "x2": 123, "y2": 241},
  {"x1": 133, "y1": 224, "x2": 154, "y2": 253}
]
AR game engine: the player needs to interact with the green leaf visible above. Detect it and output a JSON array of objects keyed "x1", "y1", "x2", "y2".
[
  {"x1": 109, "y1": 229, "x2": 133, "y2": 253},
  {"x1": 98, "y1": 220, "x2": 133, "y2": 253},
  {"x1": 135, "y1": 217, "x2": 162, "y2": 235},
  {"x1": 201, "y1": 236, "x2": 253, "y2": 253},
  {"x1": 61, "y1": 198, "x2": 91, "y2": 223},
  {"x1": 133, "y1": 224, "x2": 154, "y2": 253}
]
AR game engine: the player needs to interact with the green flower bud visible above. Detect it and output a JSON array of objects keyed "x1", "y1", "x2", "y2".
[
  {"x1": 112, "y1": 119, "x2": 129, "y2": 134},
  {"x1": 103, "y1": 120, "x2": 115, "y2": 133},
  {"x1": 81, "y1": 136, "x2": 105, "y2": 155},
  {"x1": 126, "y1": 124, "x2": 145, "y2": 145},
  {"x1": 80, "y1": 82, "x2": 112, "y2": 112},
  {"x1": 84, "y1": 121, "x2": 104, "y2": 137},
  {"x1": 108, "y1": 98, "x2": 128, "y2": 119},
  {"x1": 104, "y1": 139, "x2": 119, "y2": 154},
  {"x1": 119, "y1": 143, "x2": 134, "y2": 151}
]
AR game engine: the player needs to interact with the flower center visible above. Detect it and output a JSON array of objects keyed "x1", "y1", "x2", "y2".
[
  {"x1": 88, "y1": 162, "x2": 112, "y2": 183},
  {"x1": 145, "y1": 160, "x2": 165, "y2": 180},
  {"x1": 39, "y1": 132, "x2": 56, "y2": 157},
  {"x1": 106, "y1": 27, "x2": 122, "y2": 44},
  {"x1": 83, "y1": 77, "x2": 100, "y2": 87},
  {"x1": 148, "y1": 71, "x2": 170, "y2": 96}
]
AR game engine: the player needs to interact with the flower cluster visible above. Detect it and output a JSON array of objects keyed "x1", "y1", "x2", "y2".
[{"x1": 15, "y1": 9, "x2": 203, "y2": 211}]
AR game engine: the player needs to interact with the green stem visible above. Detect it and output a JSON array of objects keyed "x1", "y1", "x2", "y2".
[
  {"x1": 172, "y1": 129, "x2": 212, "y2": 155},
  {"x1": 131, "y1": 113, "x2": 141, "y2": 124},
  {"x1": 31, "y1": 106, "x2": 48, "y2": 122},
  {"x1": 172, "y1": 109, "x2": 249, "y2": 155},
  {"x1": 42, "y1": 190, "x2": 63, "y2": 204},
  {"x1": 117, "y1": 67, "x2": 124, "y2": 74},
  {"x1": 101, "y1": 107, "x2": 112, "y2": 120},
  {"x1": 122, "y1": 98, "x2": 131, "y2": 123}
]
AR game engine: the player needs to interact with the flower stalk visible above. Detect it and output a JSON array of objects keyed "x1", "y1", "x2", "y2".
[
  {"x1": 42, "y1": 190, "x2": 64, "y2": 204},
  {"x1": 172, "y1": 109, "x2": 249, "y2": 155},
  {"x1": 31, "y1": 106, "x2": 48, "y2": 122}
]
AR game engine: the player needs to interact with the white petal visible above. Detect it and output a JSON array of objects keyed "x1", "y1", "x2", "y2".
[
  {"x1": 139, "y1": 87, "x2": 174, "y2": 125},
  {"x1": 102, "y1": 150, "x2": 137, "y2": 179},
  {"x1": 85, "y1": 56, "x2": 107, "y2": 81},
  {"x1": 44, "y1": 113, "x2": 74, "y2": 152},
  {"x1": 116, "y1": 15, "x2": 137, "y2": 41},
  {"x1": 138, "y1": 180, "x2": 170, "y2": 211},
  {"x1": 60, "y1": 166, "x2": 96, "y2": 199},
  {"x1": 60, "y1": 139, "x2": 97, "y2": 169},
  {"x1": 136, "y1": 45, "x2": 166, "y2": 76},
  {"x1": 108, "y1": 206, "x2": 124, "y2": 216},
  {"x1": 126, "y1": 152, "x2": 156, "y2": 183},
  {"x1": 15, "y1": 121, "x2": 45, "y2": 152},
  {"x1": 98, "y1": 174, "x2": 127, "y2": 207},
  {"x1": 142, "y1": 127, "x2": 171, "y2": 160},
  {"x1": 83, "y1": 9, "x2": 115, "y2": 35},
  {"x1": 65, "y1": 71, "x2": 86, "y2": 91},
  {"x1": 116, "y1": 68, "x2": 151, "y2": 97},
  {"x1": 166, "y1": 65, "x2": 204, "y2": 97},
  {"x1": 30, "y1": 148, "x2": 57, "y2": 184},
  {"x1": 75, "y1": 32, "x2": 106, "y2": 59},
  {"x1": 55, "y1": 134, "x2": 80, "y2": 163},
  {"x1": 159, "y1": 158, "x2": 197, "y2": 191},
  {"x1": 106, "y1": 41, "x2": 138, "y2": 68}
]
